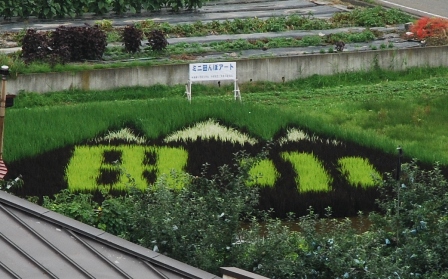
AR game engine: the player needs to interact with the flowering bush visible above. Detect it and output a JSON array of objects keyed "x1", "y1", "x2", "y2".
[{"x1": 410, "y1": 17, "x2": 448, "y2": 40}]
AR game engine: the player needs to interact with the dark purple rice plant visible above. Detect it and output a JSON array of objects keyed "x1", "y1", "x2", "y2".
[{"x1": 146, "y1": 29, "x2": 169, "y2": 51}]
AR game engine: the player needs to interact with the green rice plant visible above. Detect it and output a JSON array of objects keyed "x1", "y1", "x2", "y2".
[
  {"x1": 247, "y1": 159, "x2": 279, "y2": 187},
  {"x1": 120, "y1": 145, "x2": 188, "y2": 190},
  {"x1": 119, "y1": 145, "x2": 148, "y2": 190},
  {"x1": 66, "y1": 145, "x2": 146, "y2": 192},
  {"x1": 65, "y1": 145, "x2": 188, "y2": 192},
  {"x1": 155, "y1": 146, "x2": 189, "y2": 190},
  {"x1": 65, "y1": 145, "x2": 104, "y2": 192},
  {"x1": 281, "y1": 152, "x2": 332, "y2": 193},
  {"x1": 338, "y1": 157, "x2": 381, "y2": 189}
]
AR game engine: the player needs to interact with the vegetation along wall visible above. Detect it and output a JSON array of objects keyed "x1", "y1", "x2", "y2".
[{"x1": 7, "y1": 46, "x2": 448, "y2": 94}]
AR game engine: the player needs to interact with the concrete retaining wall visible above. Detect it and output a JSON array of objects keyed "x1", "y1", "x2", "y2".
[{"x1": 7, "y1": 46, "x2": 448, "y2": 94}]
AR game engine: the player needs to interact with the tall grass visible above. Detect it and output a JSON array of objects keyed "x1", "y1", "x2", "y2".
[
  {"x1": 5, "y1": 67, "x2": 448, "y2": 165},
  {"x1": 4, "y1": 98, "x2": 295, "y2": 162},
  {"x1": 12, "y1": 67, "x2": 448, "y2": 109}
]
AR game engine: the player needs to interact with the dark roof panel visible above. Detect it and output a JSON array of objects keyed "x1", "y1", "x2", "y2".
[
  {"x1": 0, "y1": 239, "x2": 52, "y2": 279},
  {"x1": 95, "y1": 231, "x2": 160, "y2": 259},
  {"x1": 152, "y1": 255, "x2": 220, "y2": 279},
  {"x1": 42, "y1": 210, "x2": 106, "y2": 237},
  {"x1": 0, "y1": 190, "x2": 50, "y2": 215},
  {"x1": 0, "y1": 191, "x2": 217, "y2": 279}
]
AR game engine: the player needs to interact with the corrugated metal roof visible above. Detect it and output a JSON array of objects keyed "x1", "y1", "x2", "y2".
[{"x1": 0, "y1": 190, "x2": 220, "y2": 279}]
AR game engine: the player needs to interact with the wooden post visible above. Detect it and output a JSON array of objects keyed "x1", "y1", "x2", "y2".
[{"x1": 0, "y1": 65, "x2": 9, "y2": 179}]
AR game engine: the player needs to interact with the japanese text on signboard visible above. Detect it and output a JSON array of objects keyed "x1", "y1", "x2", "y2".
[{"x1": 189, "y1": 62, "x2": 236, "y2": 81}]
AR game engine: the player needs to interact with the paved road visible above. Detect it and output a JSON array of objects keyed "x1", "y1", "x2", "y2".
[{"x1": 376, "y1": 0, "x2": 448, "y2": 19}]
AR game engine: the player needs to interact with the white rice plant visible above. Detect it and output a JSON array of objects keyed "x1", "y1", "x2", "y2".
[
  {"x1": 164, "y1": 119, "x2": 258, "y2": 146},
  {"x1": 92, "y1": 128, "x2": 147, "y2": 144},
  {"x1": 278, "y1": 128, "x2": 308, "y2": 146},
  {"x1": 278, "y1": 128, "x2": 342, "y2": 146}
]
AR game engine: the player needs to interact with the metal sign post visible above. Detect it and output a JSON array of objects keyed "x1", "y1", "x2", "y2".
[
  {"x1": 187, "y1": 62, "x2": 240, "y2": 101},
  {"x1": 0, "y1": 65, "x2": 10, "y2": 179}
]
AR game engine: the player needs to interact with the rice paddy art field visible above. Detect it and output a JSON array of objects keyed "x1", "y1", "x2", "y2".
[
  {"x1": 6, "y1": 69, "x2": 448, "y2": 218},
  {"x1": 7, "y1": 105, "x2": 396, "y2": 217}
]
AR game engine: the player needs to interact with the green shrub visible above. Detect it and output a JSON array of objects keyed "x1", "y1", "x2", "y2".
[
  {"x1": 73, "y1": 0, "x2": 89, "y2": 15},
  {"x1": 167, "y1": 0, "x2": 183, "y2": 12},
  {"x1": 300, "y1": 35, "x2": 323, "y2": 46},
  {"x1": 88, "y1": 0, "x2": 110, "y2": 15},
  {"x1": 146, "y1": 0, "x2": 165, "y2": 11},
  {"x1": 331, "y1": 6, "x2": 413, "y2": 27},
  {"x1": 1, "y1": 0, "x2": 22, "y2": 19},
  {"x1": 111, "y1": 0, "x2": 130, "y2": 15},
  {"x1": 184, "y1": 0, "x2": 204, "y2": 10}
]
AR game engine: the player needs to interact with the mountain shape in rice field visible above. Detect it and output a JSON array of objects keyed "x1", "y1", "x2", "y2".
[{"x1": 8, "y1": 119, "x2": 400, "y2": 217}]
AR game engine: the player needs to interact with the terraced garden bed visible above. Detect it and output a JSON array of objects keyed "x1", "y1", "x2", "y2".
[{"x1": 1, "y1": 1, "x2": 424, "y2": 76}]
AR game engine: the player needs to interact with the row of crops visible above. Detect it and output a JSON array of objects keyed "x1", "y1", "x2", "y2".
[{"x1": 0, "y1": 0, "x2": 205, "y2": 20}]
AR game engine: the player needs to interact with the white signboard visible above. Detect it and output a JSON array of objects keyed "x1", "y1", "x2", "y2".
[{"x1": 189, "y1": 62, "x2": 236, "y2": 81}]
